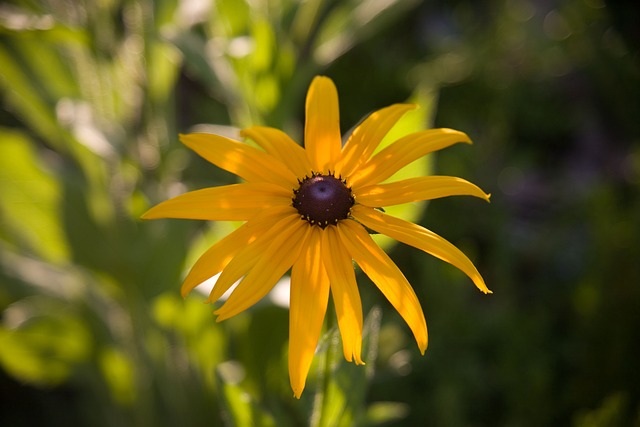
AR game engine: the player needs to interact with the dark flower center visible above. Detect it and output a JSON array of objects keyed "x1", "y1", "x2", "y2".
[{"x1": 293, "y1": 173, "x2": 354, "y2": 228}]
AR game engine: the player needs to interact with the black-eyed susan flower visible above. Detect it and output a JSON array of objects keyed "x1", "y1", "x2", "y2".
[{"x1": 142, "y1": 76, "x2": 491, "y2": 398}]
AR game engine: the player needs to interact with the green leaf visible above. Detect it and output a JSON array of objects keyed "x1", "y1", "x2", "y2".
[
  {"x1": 363, "y1": 401, "x2": 410, "y2": 426},
  {"x1": 146, "y1": 41, "x2": 182, "y2": 104},
  {"x1": 152, "y1": 292, "x2": 227, "y2": 387},
  {"x1": 0, "y1": 304, "x2": 91, "y2": 385},
  {"x1": 0, "y1": 45, "x2": 64, "y2": 147},
  {"x1": 216, "y1": 361, "x2": 278, "y2": 427},
  {"x1": 99, "y1": 347, "x2": 137, "y2": 405},
  {"x1": 170, "y1": 31, "x2": 225, "y2": 97},
  {"x1": 9, "y1": 33, "x2": 81, "y2": 100},
  {"x1": 313, "y1": 0, "x2": 419, "y2": 65},
  {"x1": 0, "y1": 128, "x2": 69, "y2": 262},
  {"x1": 251, "y1": 19, "x2": 276, "y2": 73},
  {"x1": 212, "y1": 0, "x2": 251, "y2": 37}
]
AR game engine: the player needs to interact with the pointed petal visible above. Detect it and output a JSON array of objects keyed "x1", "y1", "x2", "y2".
[
  {"x1": 206, "y1": 210, "x2": 299, "y2": 303},
  {"x1": 241, "y1": 126, "x2": 312, "y2": 179},
  {"x1": 337, "y1": 220, "x2": 428, "y2": 354},
  {"x1": 289, "y1": 227, "x2": 330, "y2": 398},
  {"x1": 141, "y1": 183, "x2": 291, "y2": 221},
  {"x1": 322, "y1": 226, "x2": 364, "y2": 364},
  {"x1": 180, "y1": 133, "x2": 297, "y2": 188},
  {"x1": 304, "y1": 76, "x2": 341, "y2": 172},
  {"x1": 349, "y1": 129, "x2": 472, "y2": 187},
  {"x1": 214, "y1": 220, "x2": 311, "y2": 321},
  {"x1": 355, "y1": 176, "x2": 490, "y2": 207},
  {"x1": 336, "y1": 103, "x2": 416, "y2": 178},
  {"x1": 180, "y1": 206, "x2": 293, "y2": 297},
  {"x1": 352, "y1": 205, "x2": 491, "y2": 294}
]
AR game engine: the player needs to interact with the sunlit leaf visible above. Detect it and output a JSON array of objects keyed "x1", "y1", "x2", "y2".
[
  {"x1": 251, "y1": 19, "x2": 275, "y2": 72},
  {"x1": 212, "y1": 0, "x2": 250, "y2": 37},
  {"x1": 254, "y1": 74, "x2": 280, "y2": 113},
  {"x1": 216, "y1": 361, "x2": 277, "y2": 427},
  {"x1": 147, "y1": 41, "x2": 182, "y2": 104},
  {"x1": 0, "y1": 309, "x2": 91, "y2": 386},
  {"x1": 99, "y1": 347, "x2": 136, "y2": 405},
  {"x1": 364, "y1": 401, "x2": 410, "y2": 426},
  {"x1": 0, "y1": 46, "x2": 64, "y2": 148},
  {"x1": 0, "y1": 129, "x2": 69, "y2": 262},
  {"x1": 313, "y1": 0, "x2": 419, "y2": 65},
  {"x1": 152, "y1": 292, "x2": 227, "y2": 387}
]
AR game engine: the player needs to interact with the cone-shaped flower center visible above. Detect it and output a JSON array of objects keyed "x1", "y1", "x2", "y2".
[{"x1": 293, "y1": 173, "x2": 354, "y2": 228}]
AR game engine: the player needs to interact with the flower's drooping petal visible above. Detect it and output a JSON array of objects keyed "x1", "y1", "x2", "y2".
[
  {"x1": 241, "y1": 126, "x2": 312, "y2": 178},
  {"x1": 352, "y1": 205, "x2": 491, "y2": 294},
  {"x1": 338, "y1": 220, "x2": 428, "y2": 354},
  {"x1": 206, "y1": 210, "x2": 299, "y2": 303},
  {"x1": 349, "y1": 129, "x2": 472, "y2": 187},
  {"x1": 304, "y1": 76, "x2": 341, "y2": 173},
  {"x1": 141, "y1": 183, "x2": 291, "y2": 221},
  {"x1": 355, "y1": 176, "x2": 490, "y2": 206},
  {"x1": 336, "y1": 103, "x2": 416, "y2": 178},
  {"x1": 289, "y1": 227, "x2": 330, "y2": 398},
  {"x1": 180, "y1": 206, "x2": 293, "y2": 297},
  {"x1": 214, "y1": 219, "x2": 311, "y2": 321},
  {"x1": 180, "y1": 133, "x2": 297, "y2": 188},
  {"x1": 322, "y1": 226, "x2": 364, "y2": 364},
  {"x1": 181, "y1": 224, "x2": 258, "y2": 297}
]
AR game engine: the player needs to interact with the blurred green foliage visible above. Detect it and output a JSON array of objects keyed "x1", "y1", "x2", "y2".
[{"x1": 1, "y1": 0, "x2": 639, "y2": 426}]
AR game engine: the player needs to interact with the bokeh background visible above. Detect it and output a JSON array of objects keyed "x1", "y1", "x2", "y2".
[{"x1": 1, "y1": 0, "x2": 639, "y2": 426}]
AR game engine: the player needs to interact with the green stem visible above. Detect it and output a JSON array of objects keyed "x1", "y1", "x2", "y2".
[{"x1": 310, "y1": 300, "x2": 337, "y2": 427}]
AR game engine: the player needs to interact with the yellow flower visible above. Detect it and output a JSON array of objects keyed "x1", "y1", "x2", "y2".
[{"x1": 142, "y1": 76, "x2": 491, "y2": 398}]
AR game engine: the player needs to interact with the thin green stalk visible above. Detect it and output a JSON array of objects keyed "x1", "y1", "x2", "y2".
[{"x1": 310, "y1": 299, "x2": 337, "y2": 427}]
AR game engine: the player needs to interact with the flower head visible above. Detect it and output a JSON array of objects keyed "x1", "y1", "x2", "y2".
[{"x1": 142, "y1": 76, "x2": 490, "y2": 398}]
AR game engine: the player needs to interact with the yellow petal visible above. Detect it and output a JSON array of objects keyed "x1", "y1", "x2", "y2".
[
  {"x1": 180, "y1": 206, "x2": 293, "y2": 297},
  {"x1": 241, "y1": 126, "x2": 312, "y2": 179},
  {"x1": 214, "y1": 219, "x2": 311, "y2": 321},
  {"x1": 336, "y1": 103, "x2": 416, "y2": 178},
  {"x1": 349, "y1": 129, "x2": 472, "y2": 187},
  {"x1": 355, "y1": 176, "x2": 490, "y2": 207},
  {"x1": 338, "y1": 220, "x2": 428, "y2": 354},
  {"x1": 352, "y1": 205, "x2": 491, "y2": 294},
  {"x1": 180, "y1": 133, "x2": 297, "y2": 188},
  {"x1": 304, "y1": 76, "x2": 341, "y2": 172},
  {"x1": 206, "y1": 210, "x2": 299, "y2": 303},
  {"x1": 289, "y1": 227, "x2": 330, "y2": 398},
  {"x1": 322, "y1": 226, "x2": 364, "y2": 364},
  {"x1": 141, "y1": 183, "x2": 291, "y2": 221}
]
